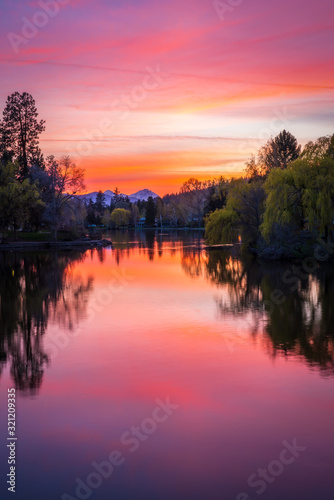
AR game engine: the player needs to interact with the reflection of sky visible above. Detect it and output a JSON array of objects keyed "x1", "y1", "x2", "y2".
[
  {"x1": 1, "y1": 245, "x2": 334, "y2": 499},
  {"x1": 1, "y1": 0, "x2": 334, "y2": 194}
]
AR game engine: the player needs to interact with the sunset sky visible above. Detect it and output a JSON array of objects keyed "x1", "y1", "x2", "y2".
[{"x1": 1, "y1": 0, "x2": 333, "y2": 195}]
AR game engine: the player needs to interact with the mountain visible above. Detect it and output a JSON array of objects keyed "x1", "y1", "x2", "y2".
[
  {"x1": 78, "y1": 189, "x2": 158, "y2": 204},
  {"x1": 129, "y1": 189, "x2": 158, "y2": 202}
]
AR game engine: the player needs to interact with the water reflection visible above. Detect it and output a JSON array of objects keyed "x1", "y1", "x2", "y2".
[
  {"x1": 181, "y1": 247, "x2": 334, "y2": 375},
  {"x1": 107, "y1": 229, "x2": 203, "y2": 264},
  {"x1": 0, "y1": 251, "x2": 93, "y2": 393},
  {"x1": 2, "y1": 232, "x2": 334, "y2": 395}
]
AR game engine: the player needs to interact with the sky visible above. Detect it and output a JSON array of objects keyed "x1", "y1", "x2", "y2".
[{"x1": 0, "y1": 0, "x2": 333, "y2": 196}]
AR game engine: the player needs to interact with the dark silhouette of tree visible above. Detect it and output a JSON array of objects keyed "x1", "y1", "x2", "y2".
[
  {"x1": 0, "y1": 92, "x2": 45, "y2": 179},
  {"x1": 145, "y1": 196, "x2": 156, "y2": 226},
  {"x1": 86, "y1": 199, "x2": 97, "y2": 225},
  {"x1": 180, "y1": 178, "x2": 209, "y2": 226},
  {"x1": 259, "y1": 130, "x2": 301, "y2": 174},
  {"x1": 204, "y1": 178, "x2": 228, "y2": 214},
  {"x1": 0, "y1": 251, "x2": 94, "y2": 393},
  {"x1": 194, "y1": 247, "x2": 334, "y2": 375},
  {"x1": 94, "y1": 190, "x2": 106, "y2": 215},
  {"x1": 44, "y1": 155, "x2": 85, "y2": 240}
]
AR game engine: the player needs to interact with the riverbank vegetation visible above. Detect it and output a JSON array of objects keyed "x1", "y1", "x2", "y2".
[
  {"x1": 205, "y1": 131, "x2": 334, "y2": 258},
  {"x1": 1, "y1": 91, "x2": 333, "y2": 257}
]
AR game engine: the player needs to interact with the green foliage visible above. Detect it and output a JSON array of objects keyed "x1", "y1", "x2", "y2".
[
  {"x1": 204, "y1": 208, "x2": 239, "y2": 244},
  {"x1": 102, "y1": 209, "x2": 111, "y2": 228},
  {"x1": 205, "y1": 179, "x2": 265, "y2": 245},
  {"x1": 260, "y1": 168, "x2": 301, "y2": 242},
  {"x1": 0, "y1": 162, "x2": 44, "y2": 241},
  {"x1": 110, "y1": 208, "x2": 131, "y2": 227},
  {"x1": 204, "y1": 177, "x2": 228, "y2": 214},
  {"x1": 261, "y1": 149, "x2": 334, "y2": 244}
]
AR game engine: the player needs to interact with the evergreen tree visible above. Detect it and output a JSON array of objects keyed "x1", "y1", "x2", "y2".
[
  {"x1": 86, "y1": 199, "x2": 97, "y2": 225},
  {"x1": 259, "y1": 130, "x2": 301, "y2": 174},
  {"x1": 94, "y1": 190, "x2": 106, "y2": 215},
  {"x1": 0, "y1": 92, "x2": 45, "y2": 179},
  {"x1": 145, "y1": 196, "x2": 156, "y2": 226}
]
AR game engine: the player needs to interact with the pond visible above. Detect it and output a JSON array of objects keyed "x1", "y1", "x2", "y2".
[{"x1": 0, "y1": 230, "x2": 333, "y2": 500}]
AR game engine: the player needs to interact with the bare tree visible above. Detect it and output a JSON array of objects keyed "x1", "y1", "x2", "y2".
[{"x1": 45, "y1": 155, "x2": 85, "y2": 241}]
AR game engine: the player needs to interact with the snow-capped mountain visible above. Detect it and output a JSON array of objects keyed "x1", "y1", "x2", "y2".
[
  {"x1": 129, "y1": 189, "x2": 158, "y2": 202},
  {"x1": 79, "y1": 189, "x2": 158, "y2": 204}
]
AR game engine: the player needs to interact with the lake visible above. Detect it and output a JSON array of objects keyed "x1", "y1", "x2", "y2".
[{"x1": 0, "y1": 230, "x2": 333, "y2": 500}]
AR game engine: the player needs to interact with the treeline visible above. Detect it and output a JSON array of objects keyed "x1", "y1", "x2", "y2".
[
  {"x1": 205, "y1": 130, "x2": 334, "y2": 258},
  {"x1": 0, "y1": 92, "x2": 86, "y2": 242},
  {"x1": 2, "y1": 91, "x2": 333, "y2": 251},
  {"x1": 0, "y1": 91, "x2": 224, "y2": 240},
  {"x1": 84, "y1": 189, "x2": 157, "y2": 229},
  {"x1": 86, "y1": 178, "x2": 227, "y2": 230}
]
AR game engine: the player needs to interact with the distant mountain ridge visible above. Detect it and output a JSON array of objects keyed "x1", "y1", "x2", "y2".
[{"x1": 79, "y1": 189, "x2": 158, "y2": 204}]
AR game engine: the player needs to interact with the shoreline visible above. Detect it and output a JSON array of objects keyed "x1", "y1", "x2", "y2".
[{"x1": 0, "y1": 239, "x2": 112, "y2": 251}]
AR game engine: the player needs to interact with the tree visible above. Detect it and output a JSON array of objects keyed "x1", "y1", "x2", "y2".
[
  {"x1": 245, "y1": 155, "x2": 263, "y2": 179},
  {"x1": 180, "y1": 178, "x2": 209, "y2": 226},
  {"x1": 0, "y1": 161, "x2": 43, "y2": 241},
  {"x1": 205, "y1": 179, "x2": 265, "y2": 246},
  {"x1": 261, "y1": 151, "x2": 334, "y2": 244},
  {"x1": 113, "y1": 187, "x2": 122, "y2": 204},
  {"x1": 258, "y1": 130, "x2": 301, "y2": 174},
  {"x1": 110, "y1": 208, "x2": 131, "y2": 228},
  {"x1": 86, "y1": 199, "x2": 97, "y2": 226},
  {"x1": 102, "y1": 209, "x2": 111, "y2": 228},
  {"x1": 156, "y1": 197, "x2": 164, "y2": 228},
  {"x1": 145, "y1": 196, "x2": 156, "y2": 226},
  {"x1": 44, "y1": 155, "x2": 85, "y2": 241},
  {"x1": 130, "y1": 204, "x2": 140, "y2": 227},
  {"x1": 205, "y1": 208, "x2": 239, "y2": 244},
  {"x1": 300, "y1": 134, "x2": 334, "y2": 162},
  {"x1": 260, "y1": 168, "x2": 303, "y2": 244},
  {"x1": 0, "y1": 92, "x2": 45, "y2": 179},
  {"x1": 95, "y1": 190, "x2": 106, "y2": 215},
  {"x1": 204, "y1": 177, "x2": 228, "y2": 214}
]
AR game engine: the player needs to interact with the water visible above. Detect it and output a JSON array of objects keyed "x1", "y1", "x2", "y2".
[{"x1": 0, "y1": 230, "x2": 333, "y2": 500}]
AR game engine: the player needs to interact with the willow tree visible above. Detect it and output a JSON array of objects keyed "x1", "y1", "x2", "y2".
[
  {"x1": 110, "y1": 208, "x2": 131, "y2": 228},
  {"x1": 0, "y1": 92, "x2": 45, "y2": 179},
  {"x1": 260, "y1": 168, "x2": 303, "y2": 243},
  {"x1": 205, "y1": 179, "x2": 265, "y2": 246},
  {"x1": 261, "y1": 148, "x2": 334, "y2": 244}
]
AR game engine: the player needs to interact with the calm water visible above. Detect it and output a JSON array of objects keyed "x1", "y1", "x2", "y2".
[{"x1": 0, "y1": 231, "x2": 334, "y2": 500}]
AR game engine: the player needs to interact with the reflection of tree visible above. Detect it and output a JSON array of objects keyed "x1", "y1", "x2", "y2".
[
  {"x1": 146, "y1": 231, "x2": 156, "y2": 261},
  {"x1": 0, "y1": 251, "x2": 93, "y2": 393},
  {"x1": 182, "y1": 247, "x2": 334, "y2": 375},
  {"x1": 108, "y1": 229, "x2": 203, "y2": 263},
  {"x1": 181, "y1": 250, "x2": 203, "y2": 278}
]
